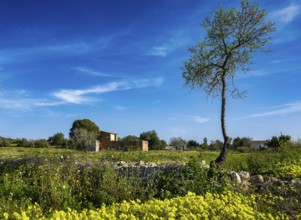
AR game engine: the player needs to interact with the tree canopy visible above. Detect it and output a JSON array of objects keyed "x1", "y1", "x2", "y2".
[
  {"x1": 48, "y1": 132, "x2": 66, "y2": 147},
  {"x1": 139, "y1": 130, "x2": 164, "y2": 150},
  {"x1": 169, "y1": 137, "x2": 187, "y2": 151}
]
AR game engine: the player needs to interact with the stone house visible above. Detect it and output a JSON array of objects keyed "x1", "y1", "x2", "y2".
[
  {"x1": 97, "y1": 131, "x2": 148, "y2": 151},
  {"x1": 251, "y1": 140, "x2": 268, "y2": 149},
  {"x1": 99, "y1": 131, "x2": 119, "y2": 150}
]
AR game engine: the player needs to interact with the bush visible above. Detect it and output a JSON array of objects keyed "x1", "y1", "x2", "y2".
[
  {"x1": 0, "y1": 138, "x2": 10, "y2": 147},
  {"x1": 16, "y1": 138, "x2": 34, "y2": 148},
  {"x1": 34, "y1": 139, "x2": 49, "y2": 148}
]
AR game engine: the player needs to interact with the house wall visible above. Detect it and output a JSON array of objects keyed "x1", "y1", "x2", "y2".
[
  {"x1": 99, "y1": 132, "x2": 111, "y2": 150},
  {"x1": 99, "y1": 131, "x2": 148, "y2": 151},
  {"x1": 141, "y1": 140, "x2": 148, "y2": 151},
  {"x1": 110, "y1": 133, "x2": 118, "y2": 141},
  {"x1": 95, "y1": 140, "x2": 100, "y2": 152}
]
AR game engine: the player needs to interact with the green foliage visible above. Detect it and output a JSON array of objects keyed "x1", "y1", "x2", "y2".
[
  {"x1": 267, "y1": 134, "x2": 291, "y2": 149},
  {"x1": 209, "y1": 139, "x2": 223, "y2": 151},
  {"x1": 70, "y1": 128, "x2": 98, "y2": 152},
  {"x1": 183, "y1": 0, "x2": 275, "y2": 96},
  {"x1": 0, "y1": 137, "x2": 11, "y2": 147},
  {"x1": 16, "y1": 138, "x2": 34, "y2": 148},
  {"x1": 3, "y1": 191, "x2": 296, "y2": 219},
  {"x1": 169, "y1": 137, "x2": 187, "y2": 151},
  {"x1": 232, "y1": 137, "x2": 252, "y2": 150},
  {"x1": 0, "y1": 146, "x2": 301, "y2": 218},
  {"x1": 156, "y1": 159, "x2": 229, "y2": 199},
  {"x1": 33, "y1": 139, "x2": 49, "y2": 148},
  {"x1": 120, "y1": 135, "x2": 141, "y2": 151},
  {"x1": 187, "y1": 140, "x2": 200, "y2": 149},
  {"x1": 68, "y1": 117, "x2": 100, "y2": 152},
  {"x1": 139, "y1": 130, "x2": 163, "y2": 150},
  {"x1": 48, "y1": 132, "x2": 67, "y2": 147}
]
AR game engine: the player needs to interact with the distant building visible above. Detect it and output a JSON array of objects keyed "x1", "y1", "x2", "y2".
[
  {"x1": 99, "y1": 131, "x2": 119, "y2": 150},
  {"x1": 251, "y1": 140, "x2": 268, "y2": 149},
  {"x1": 96, "y1": 131, "x2": 148, "y2": 151}
]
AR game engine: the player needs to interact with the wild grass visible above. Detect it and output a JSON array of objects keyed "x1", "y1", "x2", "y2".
[{"x1": 1, "y1": 146, "x2": 301, "y2": 218}]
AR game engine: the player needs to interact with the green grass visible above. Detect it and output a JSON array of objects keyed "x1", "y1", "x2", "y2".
[
  {"x1": 1, "y1": 146, "x2": 301, "y2": 218},
  {"x1": 0, "y1": 147, "x2": 219, "y2": 164}
]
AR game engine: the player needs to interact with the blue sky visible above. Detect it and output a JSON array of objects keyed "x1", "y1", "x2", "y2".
[{"x1": 0, "y1": 0, "x2": 301, "y2": 143}]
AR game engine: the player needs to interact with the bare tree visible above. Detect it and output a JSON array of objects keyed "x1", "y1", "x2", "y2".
[{"x1": 183, "y1": 0, "x2": 275, "y2": 166}]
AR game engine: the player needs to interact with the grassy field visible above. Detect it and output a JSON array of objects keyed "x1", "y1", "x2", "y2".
[
  {"x1": 0, "y1": 146, "x2": 301, "y2": 219},
  {"x1": 0, "y1": 147, "x2": 219, "y2": 163}
]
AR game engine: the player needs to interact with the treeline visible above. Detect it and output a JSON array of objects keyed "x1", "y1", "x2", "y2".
[{"x1": 1, "y1": 118, "x2": 300, "y2": 152}]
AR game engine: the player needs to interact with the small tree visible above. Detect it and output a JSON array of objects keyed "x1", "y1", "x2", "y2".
[
  {"x1": 70, "y1": 128, "x2": 98, "y2": 152},
  {"x1": 139, "y1": 130, "x2": 163, "y2": 150},
  {"x1": 69, "y1": 119, "x2": 100, "y2": 152},
  {"x1": 201, "y1": 137, "x2": 209, "y2": 149},
  {"x1": 187, "y1": 140, "x2": 200, "y2": 149},
  {"x1": 0, "y1": 137, "x2": 11, "y2": 147},
  {"x1": 232, "y1": 137, "x2": 252, "y2": 150},
  {"x1": 267, "y1": 134, "x2": 291, "y2": 149},
  {"x1": 209, "y1": 140, "x2": 223, "y2": 151},
  {"x1": 121, "y1": 135, "x2": 141, "y2": 151},
  {"x1": 169, "y1": 137, "x2": 187, "y2": 151},
  {"x1": 183, "y1": 0, "x2": 275, "y2": 166},
  {"x1": 17, "y1": 138, "x2": 34, "y2": 148},
  {"x1": 48, "y1": 132, "x2": 67, "y2": 147},
  {"x1": 34, "y1": 139, "x2": 49, "y2": 148}
]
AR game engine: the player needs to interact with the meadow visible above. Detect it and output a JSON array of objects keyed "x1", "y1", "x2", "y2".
[{"x1": 1, "y1": 146, "x2": 301, "y2": 219}]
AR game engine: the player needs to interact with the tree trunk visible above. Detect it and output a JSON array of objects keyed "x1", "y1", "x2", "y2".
[{"x1": 215, "y1": 74, "x2": 230, "y2": 166}]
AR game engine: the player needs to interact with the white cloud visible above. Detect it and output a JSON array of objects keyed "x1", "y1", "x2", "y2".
[
  {"x1": 241, "y1": 101, "x2": 301, "y2": 119},
  {"x1": 0, "y1": 37, "x2": 114, "y2": 65},
  {"x1": 272, "y1": 3, "x2": 300, "y2": 25},
  {"x1": 172, "y1": 114, "x2": 211, "y2": 124},
  {"x1": 74, "y1": 66, "x2": 111, "y2": 77},
  {"x1": 192, "y1": 116, "x2": 211, "y2": 124},
  {"x1": 53, "y1": 78, "x2": 164, "y2": 104},
  {"x1": 147, "y1": 47, "x2": 168, "y2": 57},
  {"x1": 0, "y1": 77, "x2": 164, "y2": 110},
  {"x1": 53, "y1": 81, "x2": 126, "y2": 104},
  {"x1": 0, "y1": 98, "x2": 62, "y2": 110},
  {"x1": 113, "y1": 105, "x2": 127, "y2": 111}
]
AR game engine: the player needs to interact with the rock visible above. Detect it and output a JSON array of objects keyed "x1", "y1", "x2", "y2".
[
  {"x1": 241, "y1": 181, "x2": 252, "y2": 190},
  {"x1": 200, "y1": 160, "x2": 210, "y2": 169},
  {"x1": 273, "y1": 179, "x2": 285, "y2": 186},
  {"x1": 288, "y1": 180, "x2": 301, "y2": 187},
  {"x1": 148, "y1": 162, "x2": 157, "y2": 167},
  {"x1": 135, "y1": 160, "x2": 145, "y2": 166},
  {"x1": 238, "y1": 171, "x2": 250, "y2": 182},
  {"x1": 117, "y1": 161, "x2": 127, "y2": 166},
  {"x1": 230, "y1": 171, "x2": 242, "y2": 183},
  {"x1": 250, "y1": 175, "x2": 264, "y2": 184},
  {"x1": 264, "y1": 176, "x2": 278, "y2": 182}
]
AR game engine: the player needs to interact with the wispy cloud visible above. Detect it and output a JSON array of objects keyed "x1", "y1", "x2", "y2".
[
  {"x1": 112, "y1": 105, "x2": 127, "y2": 111},
  {"x1": 0, "y1": 98, "x2": 62, "y2": 110},
  {"x1": 271, "y1": 3, "x2": 300, "y2": 25},
  {"x1": 147, "y1": 47, "x2": 168, "y2": 57},
  {"x1": 172, "y1": 114, "x2": 211, "y2": 124},
  {"x1": 53, "y1": 77, "x2": 164, "y2": 104},
  {"x1": 0, "y1": 37, "x2": 114, "y2": 65},
  {"x1": 192, "y1": 116, "x2": 211, "y2": 124},
  {"x1": 145, "y1": 29, "x2": 191, "y2": 58},
  {"x1": 74, "y1": 66, "x2": 111, "y2": 77},
  {"x1": 240, "y1": 101, "x2": 301, "y2": 119},
  {"x1": 0, "y1": 77, "x2": 164, "y2": 110}
]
